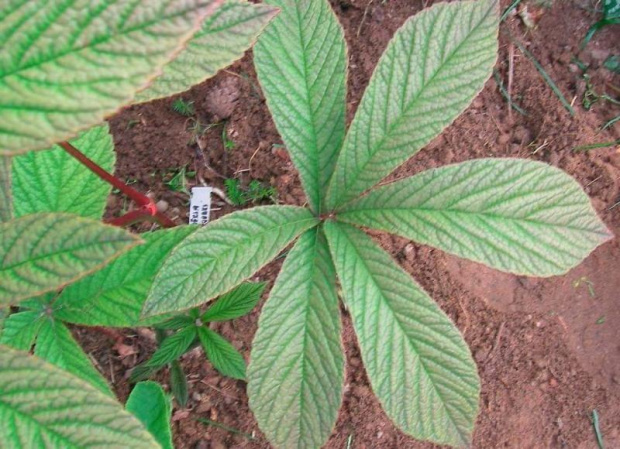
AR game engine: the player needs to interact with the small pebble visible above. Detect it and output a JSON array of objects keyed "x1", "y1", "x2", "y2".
[{"x1": 156, "y1": 199, "x2": 169, "y2": 213}]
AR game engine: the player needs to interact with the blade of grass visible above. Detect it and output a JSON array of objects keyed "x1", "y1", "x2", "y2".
[
  {"x1": 591, "y1": 409, "x2": 604, "y2": 449},
  {"x1": 508, "y1": 35, "x2": 575, "y2": 117},
  {"x1": 195, "y1": 417, "x2": 255, "y2": 441},
  {"x1": 573, "y1": 139, "x2": 620, "y2": 152},
  {"x1": 501, "y1": 0, "x2": 523, "y2": 22},
  {"x1": 602, "y1": 114, "x2": 620, "y2": 130},
  {"x1": 493, "y1": 69, "x2": 528, "y2": 116}
]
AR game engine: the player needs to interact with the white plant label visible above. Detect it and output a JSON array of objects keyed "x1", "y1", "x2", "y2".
[{"x1": 189, "y1": 187, "x2": 212, "y2": 225}]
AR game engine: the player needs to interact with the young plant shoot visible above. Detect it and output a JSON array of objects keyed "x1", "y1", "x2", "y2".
[{"x1": 143, "y1": 0, "x2": 612, "y2": 448}]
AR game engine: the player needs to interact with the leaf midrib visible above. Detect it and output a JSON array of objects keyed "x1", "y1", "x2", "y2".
[
  {"x1": 0, "y1": 3, "x2": 207, "y2": 79},
  {"x1": 333, "y1": 2, "x2": 494, "y2": 208},
  {"x1": 339, "y1": 206, "x2": 607, "y2": 235},
  {"x1": 335, "y1": 222, "x2": 470, "y2": 444},
  {"x1": 1, "y1": 235, "x2": 136, "y2": 273},
  {"x1": 157, "y1": 215, "x2": 317, "y2": 302}
]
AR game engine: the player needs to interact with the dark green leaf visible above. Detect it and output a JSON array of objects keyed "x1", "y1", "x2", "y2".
[
  {"x1": 170, "y1": 360, "x2": 189, "y2": 408},
  {"x1": 34, "y1": 318, "x2": 113, "y2": 396},
  {"x1": 131, "y1": 327, "x2": 197, "y2": 382},
  {"x1": 12, "y1": 125, "x2": 115, "y2": 220},
  {"x1": 201, "y1": 282, "x2": 266, "y2": 322},
  {"x1": 126, "y1": 381, "x2": 173, "y2": 449},
  {"x1": 197, "y1": 326, "x2": 246, "y2": 380}
]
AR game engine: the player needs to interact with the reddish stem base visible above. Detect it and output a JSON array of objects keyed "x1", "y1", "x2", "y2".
[{"x1": 60, "y1": 141, "x2": 176, "y2": 228}]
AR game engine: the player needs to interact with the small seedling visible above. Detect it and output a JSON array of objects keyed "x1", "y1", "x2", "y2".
[
  {"x1": 165, "y1": 165, "x2": 195, "y2": 195},
  {"x1": 131, "y1": 282, "x2": 265, "y2": 392},
  {"x1": 574, "y1": 276, "x2": 596, "y2": 297},
  {"x1": 224, "y1": 178, "x2": 277, "y2": 206},
  {"x1": 582, "y1": 0, "x2": 620, "y2": 49},
  {"x1": 172, "y1": 98, "x2": 196, "y2": 117},
  {"x1": 222, "y1": 125, "x2": 235, "y2": 151}
]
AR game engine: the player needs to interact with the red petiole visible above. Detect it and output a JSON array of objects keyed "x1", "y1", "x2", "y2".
[{"x1": 60, "y1": 141, "x2": 176, "y2": 228}]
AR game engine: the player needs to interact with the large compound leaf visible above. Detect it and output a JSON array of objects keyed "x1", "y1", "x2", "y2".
[
  {"x1": 55, "y1": 227, "x2": 196, "y2": 327},
  {"x1": 324, "y1": 221, "x2": 479, "y2": 447},
  {"x1": 126, "y1": 381, "x2": 173, "y2": 449},
  {"x1": 248, "y1": 228, "x2": 343, "y2": 449},
  {"x1": 143, "y1": 206, "x2": 318, "y2": 317},
  {"x1": 254, "y1": 0, "x2": 347, "y2": 213},
  {"x1": 0, "y1": 0, "x2": 219, "y2": 155},
  {"x1": 197, "y1": 326, "x2": 246, "y2": 380},
  {"x1": 0, "y1": 310, "x2": 44, "y2": 351},
  {"x1": 201, "y1": 281, "x2": 266, "y2": 322},
  {"x1": 339, "y1": 159, "x2": 613, "y2": 276},
  {"x1": 0, "y1": 346, "x2": 157, "y2": 448},
  {"x1": 137, "y1": 0, "x2": 278, "y2": 102},
  {"x1": 34, "y1": 318, "x2": 113, "y2": 397},
  {"x1": 12, "y1": 125, "x2": 115, "y2": 219},
  {"x1": 326, "y1": 0, "x2": 499, "y2": 209},
  {"x1": 0, "y1": 157, "x2": 11, "y2": 222},
  {"x1": 0, "y1": 213, "x2": 141, "y2": 305}
]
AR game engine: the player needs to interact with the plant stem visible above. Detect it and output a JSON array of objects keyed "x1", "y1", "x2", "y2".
[{"x1": 59, "y1": 141, "x2": 176, "y2": 228}]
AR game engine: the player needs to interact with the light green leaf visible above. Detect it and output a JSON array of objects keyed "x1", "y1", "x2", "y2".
[
  {"x1": 197, "y1": 326, "x2": 246, "y2": 380},
  {"x1": 12, "y1": 124, "x2": 115, "y2": 219},
  {"x1": 248, "y1": 228, "x2": 343, "y2": 449},
  {"x1": 0, "y1": 346, "x2": 158, "y2": 448},
  {"x1": 143, "y1": 206, "x2": 318, "y2": 317},
  {"x1": 126, "y1": 381, "x2": 173, "y2": 449},
  {"x1": 0, "y1": 213, "x2": 141, "y2": 305},
  {"x1": 137, "y1": 0, "x2": 278, "y2": 102},
  {"x1": 34, "y1": 318, "x2": 113, "y2": 397},
  {"x1": 324, "y1": 221, "x2": 479, "y2": 447},
  {"x1": 0, "y1": 310, "x2": 44, "y2": 351},
  {"x1": 0, "y1": 156, "x2": 11, "y2": 222},
  {"x1": 201, "y1": 281, "x2": 266, "y2": 322},
  {"x1": 131, "y1": 326, "x2": 197, "y2": 382},
  {"x1": 54, "y1": 227, "x2": 197, "y2": 327},
  {"x1": 326, "y1": 0, "x2": 499, "y2": 210},
  {"x1": 254, "y1": 0, "x2": 347, "y2": 213},
  {"x1": 0, "y1": 0, "x2": 218, "y2": 155},
  {"x1": 339, "y1": 159, "x2": 613, "y2": 276}
]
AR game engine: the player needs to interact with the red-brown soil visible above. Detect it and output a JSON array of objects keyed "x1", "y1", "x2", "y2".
[{"x1": 78, "y1": 0, "x2": 620, "y2": 447}]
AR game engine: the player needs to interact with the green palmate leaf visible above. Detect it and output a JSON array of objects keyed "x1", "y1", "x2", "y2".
[
  {"x1": 54, "y1": 227, "x2": 196, "y2": 328},
  {"x1": 248, "y1": 228, "x2": 343, "y2": 449},
  {"x1": 12, "y1": 125, "x2": 115, "y2": 219},
  {"x1": 34, "y1": 318, "x2": 113, "y2": 397},
  {"x1": 339, "y1": 159, "x2": 613, "y2": 276},
  {"x1": 143, "y1": 206, "x2": 318, "y2": 317},
  {"x1": 201, "y1": 281, "x2": 266, "y2": 322},
  {"x1": 0, "y1": 346, "x2": 157, "y2": 448},
  {"x1": 137, "y1": 0, "x2": 278, "y2": 102},
  {"x1": 170, "y1": 360, "x2": 189, "y2": 407},
  {"x1": 0, "y1": 156, "x2": 11, "y2": 222},
  {"x1": 0, "y1": 310, "x2": 44, "y2": 351},
  {"x1": 197, "y1": 326, "x2": 246, "y2": 380},
  {"x1": 0, "y1": 213, "x2": 141, "y2": 305},
  {"x1": 254, "y1": 0, "x2": 347, "y2": 213},
  {"x1": 131, "y1": 326, "x2": 197, "y2": 382},
  {"x1": 126, "y1": 381, "x2": 173, "y2": 449},
  {"x1": 326, "y1": 0, "x2": 499, "y2": 210},
  {"x1": 324, "y1": 221, "x2": 479, "y2": 447},
  {"x1": 0, "y1": 0, "x2": 219, "y2": 155}
]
